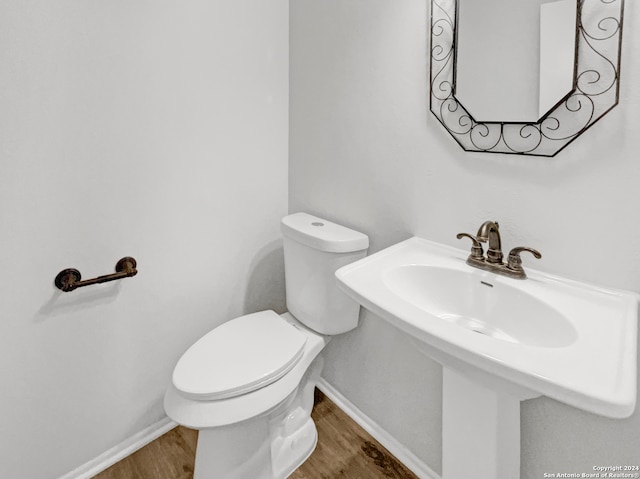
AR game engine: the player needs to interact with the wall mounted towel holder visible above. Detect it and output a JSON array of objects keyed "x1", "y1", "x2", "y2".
[{"x1": 54, "y1": 257, "x2": 138, "y2": 292}]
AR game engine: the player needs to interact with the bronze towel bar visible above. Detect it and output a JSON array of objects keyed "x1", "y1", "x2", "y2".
[{"x1": 54, "y1": 257, "x2": 138, "y2": 292}]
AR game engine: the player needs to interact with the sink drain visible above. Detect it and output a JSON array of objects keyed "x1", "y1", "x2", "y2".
[{"x1": 438, "y1": 313, "x2": 519, "y2": 344}]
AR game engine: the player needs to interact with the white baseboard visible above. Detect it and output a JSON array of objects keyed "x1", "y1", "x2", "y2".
[
  {"x1": 59, "y1": 384, "x2": 438, "y2": 479},
  {"x1": 58, "y1": 417, "x2": 177, "y2": 479},
  {"x1": 316, "y1": 378, "x2": 441, "y2": 479}
]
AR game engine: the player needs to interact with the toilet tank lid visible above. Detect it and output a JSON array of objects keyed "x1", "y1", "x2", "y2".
[{"x1": 281, "y1": 212, "x2": 369, "y2": 253}]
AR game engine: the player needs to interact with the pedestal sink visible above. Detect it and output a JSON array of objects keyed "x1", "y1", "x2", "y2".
[{"x1": 335, "y1": 237, "x2": 638, "y2": 479}]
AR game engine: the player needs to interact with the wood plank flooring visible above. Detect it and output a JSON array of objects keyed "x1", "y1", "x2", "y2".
[{"x1": 94, "y1": 389, "x2": 418, "y2": 479}]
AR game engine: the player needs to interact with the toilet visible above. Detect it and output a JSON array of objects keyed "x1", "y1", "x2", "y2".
[{"x1": 164, "y1": 212, "x2": 369, "y2": 479}]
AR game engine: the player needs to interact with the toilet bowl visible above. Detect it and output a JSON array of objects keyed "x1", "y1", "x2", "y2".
[{"x1": 164, "y1": 213, "x2": 368, "y2": 479}]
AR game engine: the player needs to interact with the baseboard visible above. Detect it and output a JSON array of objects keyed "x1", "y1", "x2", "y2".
[
  {"x1": 59, "y1": 385, "x2": 438, "y2": 479},
  {"x1": 316, "y1": 378, "x2": 441, "y2": 479},
  {"x1": 58, "y1": 417, "x2": 177, "y2": 479}
]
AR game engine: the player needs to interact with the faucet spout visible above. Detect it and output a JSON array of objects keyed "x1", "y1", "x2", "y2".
[{"x1": 476, "y1": 221, "x2": 503, "y2": 264}]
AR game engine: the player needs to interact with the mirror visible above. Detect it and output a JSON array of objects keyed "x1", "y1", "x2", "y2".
[
  {"x1": 430, "y1": 0, "x2": 624, "y2": 156},
  {"x1": 456, "y1": 0, "x2": 577, "y2": 123}
]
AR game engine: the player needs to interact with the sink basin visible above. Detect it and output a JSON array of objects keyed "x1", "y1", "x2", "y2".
[
  {"x1": 336, "y1": 237, "x2": 638, "y2": 418},
  {"x1": 384, "y1": 265, "x2": 578, "y2": 348}
]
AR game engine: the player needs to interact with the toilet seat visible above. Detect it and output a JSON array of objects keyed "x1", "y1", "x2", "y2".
[{"x1": 172, "y1": 311, "x2": 307, "y2": 401}]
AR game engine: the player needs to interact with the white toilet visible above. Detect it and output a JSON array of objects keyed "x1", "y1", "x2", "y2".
[{"x1": 164, "y1": 212, "x2": 369, "y2": 479}]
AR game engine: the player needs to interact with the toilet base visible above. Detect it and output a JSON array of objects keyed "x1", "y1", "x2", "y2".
[
  {"x1": 192, "y1": 357, "x2": 322, "y2": 479},
  {"x1": 270, "y1": 415, "x2": 318, "y2": 479},
  {"x1": 193, "y1": 414, "x2": 317, "y2": 479}
]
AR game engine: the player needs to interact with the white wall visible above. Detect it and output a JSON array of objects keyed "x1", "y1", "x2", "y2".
[
  {"x1": 0, "y1": 1, "x2": 288, "y2": 478},
  {"x1": 290, "y1": 0, "x2": 640, "y2": 477}
]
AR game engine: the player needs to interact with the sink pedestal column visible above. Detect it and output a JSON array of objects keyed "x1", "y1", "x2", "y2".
[{"x1": 442, "y1": 367, "x2": 536, "y2": 479}]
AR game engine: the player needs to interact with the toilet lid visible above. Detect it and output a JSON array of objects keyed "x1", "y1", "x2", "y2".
[{"x1": 172, "y1": 311, "x2": 307, "y2": 400}]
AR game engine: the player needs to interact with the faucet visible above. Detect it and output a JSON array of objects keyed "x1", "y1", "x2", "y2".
[
  {"x1": 476, "y1": 220, "x2": 503, "y2": 264},
  {"x1": 456, "y1": 221, "x2": 541, "y2": 279}
]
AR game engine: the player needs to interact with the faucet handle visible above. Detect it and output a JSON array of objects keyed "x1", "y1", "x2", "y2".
[
  {"x1": 507, "y1": 246, "x2": 542, "y2": 276},
  {"x1": 456, "y1": 233, "x2": 484, "y2": 261}
]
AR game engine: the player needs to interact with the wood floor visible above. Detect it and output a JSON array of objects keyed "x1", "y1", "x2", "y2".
[{"x1": 94, "y1": 389, "x2": 418, "y2": 479}]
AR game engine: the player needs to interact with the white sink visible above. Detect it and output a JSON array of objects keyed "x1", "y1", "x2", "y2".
[
  {"x1": 384, "y1": 265, "x2": 578, "y2": 348},
  {"x1": 336, "y1": 236, "x2": 638, "y2": 419}
]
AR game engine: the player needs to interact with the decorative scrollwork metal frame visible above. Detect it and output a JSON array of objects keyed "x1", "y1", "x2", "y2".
[{"x1": 430, "y1": 0, "x2": 624, "y2": 157}]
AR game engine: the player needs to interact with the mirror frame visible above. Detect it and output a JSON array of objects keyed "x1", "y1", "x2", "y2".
[{"x1": 429, "y1": 0, "x2": 625, "y2": 157}]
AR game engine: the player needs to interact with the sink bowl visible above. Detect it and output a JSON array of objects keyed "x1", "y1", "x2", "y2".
[
  {"x1": 383, "y1": 265, "x2": 578, "y2": 348},
  {"x1": 336, "y1": 237, "x2": 638, "y2": 418}
]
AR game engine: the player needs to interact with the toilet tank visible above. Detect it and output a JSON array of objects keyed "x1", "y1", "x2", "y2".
[{"x1": 281, "y1": 213, "x2": 369, "y2": 335}]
